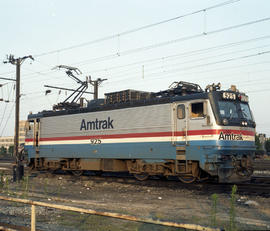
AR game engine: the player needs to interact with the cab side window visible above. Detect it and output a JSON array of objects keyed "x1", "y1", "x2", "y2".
[
  {"x1": 177, "y1": 104, "x2": 185, "y2": 119},
  {"x1": 191, "y1": 102, "x2": 204, "y2": 118}
]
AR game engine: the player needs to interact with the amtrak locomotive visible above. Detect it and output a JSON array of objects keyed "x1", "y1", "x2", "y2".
[{"x1": 24, "y1": 81, "x2": 255, "y2": 183}]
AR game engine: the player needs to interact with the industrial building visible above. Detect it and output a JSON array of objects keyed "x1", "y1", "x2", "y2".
[{"x1": 0, "y1": 120, "x2": 27, "y2": 150}]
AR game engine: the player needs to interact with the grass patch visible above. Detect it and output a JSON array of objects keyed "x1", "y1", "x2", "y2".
[
  {"x1": 210, "y1": 193, "x2": 218, "y2": 227},
  {"x1": 55, "y1": 210, "x2": 138, "y2": 231},
  {"x1": 54, "y1": 210, "x2": 183, "y2": 231}
]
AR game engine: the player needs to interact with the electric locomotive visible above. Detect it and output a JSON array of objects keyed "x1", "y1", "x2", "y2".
[{"x1": 24, "y1": 81, "x2": 255, "y2": 183}]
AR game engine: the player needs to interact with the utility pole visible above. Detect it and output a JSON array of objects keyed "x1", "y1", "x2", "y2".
[
  {"x1": 89, "y1": 77, "x2": 107, "y2": 100},
  {"x1": 4, "y1": 55, "x2": 34, "y2": 181}
]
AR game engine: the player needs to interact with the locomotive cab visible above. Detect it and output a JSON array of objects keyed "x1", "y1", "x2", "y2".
[
  {"x1": 202, "y1": 89, "x2": 255, "y2": 182},
  {"x1": 172, "y1": 84, "x2": 255, "y2": 183}
]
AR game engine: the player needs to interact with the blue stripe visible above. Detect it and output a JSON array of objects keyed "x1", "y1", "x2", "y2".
[
  {"x1": 26, "y1": 142, "x2": 177, "y2": 160},
  {"x1": 25, "y1": 140, "x2": 255, "y2": 160}
]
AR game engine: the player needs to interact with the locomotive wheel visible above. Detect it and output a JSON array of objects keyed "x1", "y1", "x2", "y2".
[
  {"x1": 134, "y1": 173, "x2": 149, "y2": 181},
  {"x1": 178, "y1": 175, "x2": 196, "y2": 184},
  {"x1": 72, "y1": 170, "x2": 83, "y2": 176}
]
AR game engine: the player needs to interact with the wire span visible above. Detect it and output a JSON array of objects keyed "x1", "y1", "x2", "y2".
[{"x1": 34, "y1": 0, "x2": 241, "y2": 57}]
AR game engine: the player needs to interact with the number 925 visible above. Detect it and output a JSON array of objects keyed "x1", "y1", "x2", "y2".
[{"x1": 90, "y1": 139, "x2": 101, "y2": 145}]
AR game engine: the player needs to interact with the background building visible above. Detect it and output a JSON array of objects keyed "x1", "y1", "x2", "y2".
[
  {"x1": 0, "y1": 136, "x2": 14, "y2": 149},
  {"x1": 0, "y1": 120, "x2": 27, "y2": 150},
  {"x1": 18, "y1": 120, "x2": 27, "y2": 146}
]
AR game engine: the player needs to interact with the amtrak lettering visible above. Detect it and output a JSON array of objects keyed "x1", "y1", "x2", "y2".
[
  {"x1": 218, "y1": 131, "x2": 243, "y2": 140},
  {"x1": 80, "y1": 117, "x2": 114, "y2": 130}
]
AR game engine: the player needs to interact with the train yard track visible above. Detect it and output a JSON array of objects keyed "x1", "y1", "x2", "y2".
[
  {"x1": 0, "y1": 158, "x2": 270, "y2": 231},
  {"x1": 24, "y1": 170, "x2": 270, "y2": 198},
  {"x1": 1, "y1": 158, "x2": 270, "y2": 197},
  {"x1": 253, "y1": 159, "x2": 270, "y2": 171}
]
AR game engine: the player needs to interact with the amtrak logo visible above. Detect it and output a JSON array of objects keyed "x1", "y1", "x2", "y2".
[
  {"x1": 219, "y1": 131, "x2": 243, "y2": 140},
  {"x1": 80, "y1": 117, "x2": 114, "y2": 130}
]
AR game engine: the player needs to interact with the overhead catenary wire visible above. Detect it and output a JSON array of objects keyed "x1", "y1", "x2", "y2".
[
  {"x1": 0, "y1": 87, "x2": 15, "y2": 137},
  {"x1": 2, "y1": 2, "x2": 270, "y2": 137},
  {"x1": 159, "y1": 61, "x2": 270, "y2": 81},
  {"x1": 1, "y1": 6, "x2": 268, "y2": 82},
  {"x1": 6, "y1": 11, "x2": 270, "y2": 95},
  {"x1": 0, "y1": 0, "x2": 241, "y2": 79},
  {"x1": 22, "y1": 65, "x2": 270, "y2": 97},
  {"x1": 73, "y1": 17, "x2": 270, "y2": 67},
  {"x1": 86, "y1": 35, "x2": 270, "y2": 74},
  {"x1": 247, "y1": 88, "x2": 270, "y2": 93},
  {"x1": 101, "y1": 43, "x2": 270, "y2": 80},
  {"x1": 21, "y1": 38, "x2": 270, "y2": 86},
  {"x1": 0, "y1": 84, "x2": 15, "y2": 132},
  {"x1": 20, "y1": 48, "x2": 270, "y2": 93},
  {"x1": 0, "y1": 102, "x2": 15, "y2": 137},
  {"x1": 34, "y1": 0, "x2": 241, "y2": 57},
  {"x1": 20, "y1": 54, "x2": 270, "y2": 98},
  {"x1": 22, "y1": 18, "x2": 270, "y2": 85},
  {"x1": 107, "y1": 50, "x2": 270, "y2": 85},
  {"x1": 190, "y1": 66, "x2": 270, "y2": 86}
]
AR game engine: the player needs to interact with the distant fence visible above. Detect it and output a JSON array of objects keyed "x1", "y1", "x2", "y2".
[{"x1": 0, "y1": 195, "x2": 221, "y2": 231}]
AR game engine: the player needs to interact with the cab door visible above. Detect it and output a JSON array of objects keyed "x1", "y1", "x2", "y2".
[
  {"x1": 33, "y1": 119, "x2": 40, "y2": 156},
  {"x1": 187, "y1": 100, "x2": 212, "y2": 160},
  {"x1": 172, "y1": 103, "x2": 188, "y2": 160}
]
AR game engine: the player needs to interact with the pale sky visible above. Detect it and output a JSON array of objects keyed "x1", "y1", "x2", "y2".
[{"x1": 0, "y1": 0, "x2": 270, "y2": 136}]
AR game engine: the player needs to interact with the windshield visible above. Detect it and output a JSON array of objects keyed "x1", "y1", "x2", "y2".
[
  {"x1": 218, "y1": 101, "x2": 253, "y2": 121},
  {"x1": 218, "y1": 101, "x2": 239, "y2": 119},
  {"x1": 240, "y1": 103, "x2": 253, "y2": 120}
]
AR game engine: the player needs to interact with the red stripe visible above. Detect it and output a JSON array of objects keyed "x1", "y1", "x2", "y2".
[
  {"x1": 187, "y1": 129, "x2": 255, "y2": 136},
  {"x1": 25, "y1": 129, "x2": 255, "y2": 142}
]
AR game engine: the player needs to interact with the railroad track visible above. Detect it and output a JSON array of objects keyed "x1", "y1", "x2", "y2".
[
  {"x1": 1, "y1": 158, "x2": 270, "y2": 197},
  {"x1": 251, "y1": 175, "x2": 270, "y2": 183},
  {"x1": 31, "y1": 170, "x2": 270, "y2": 197},
  {"x1": 253, "y1": 159, "x2": 270, "y2": 171},
  {"x1": 0, "y1": 158, "x2": 14, "y2": 172}
]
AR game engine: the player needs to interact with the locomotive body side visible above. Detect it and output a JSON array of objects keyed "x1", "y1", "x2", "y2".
[
  {"x1": 26, "y1": 103, "x2": 175, "y2": 160},
  {"x1": 24, "y1": 90, "x2": 255, "y2": 183}
]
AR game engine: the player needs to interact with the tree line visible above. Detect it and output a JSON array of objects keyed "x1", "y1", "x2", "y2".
[
  {"x1": 0, "y1": 145, "x2": 14, "y2": 157},
  {"x1": 255, "y1": 134, "x2": 270, "y2": 153}
]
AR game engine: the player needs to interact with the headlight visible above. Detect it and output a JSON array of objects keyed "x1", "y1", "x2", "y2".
[{"x1": 241, "y1": 121, "x2": 247, "y2": 126}]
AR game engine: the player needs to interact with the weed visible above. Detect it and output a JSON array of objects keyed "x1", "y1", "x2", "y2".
[
  {"x1": 4, "y1": 176, "x2": 10, "y2": 194},
  {"x1": 56, "y1": 183, "x2": 62, "y2": 197},
  {"x1": 0, "y1": 171, "x2": 4, "y2": 189},
  {"x1": 210, "y1": 193, "x2": 218, "y2": 227},
  {"x1": 21, "y1": 175, "x2": 29, "y2": 198},
  {"x1": 228, "y1": 185, "x2": 237, "y2": 231}
]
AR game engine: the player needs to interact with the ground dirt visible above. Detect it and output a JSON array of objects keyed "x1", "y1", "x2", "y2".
[{"x1": 0, "y1": 170, "x2": 270, "y2": 231}]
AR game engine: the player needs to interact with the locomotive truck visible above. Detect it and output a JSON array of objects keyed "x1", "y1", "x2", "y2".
[{"x1": 24, "y1": 81, "x2": 255, "y2": 183}]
